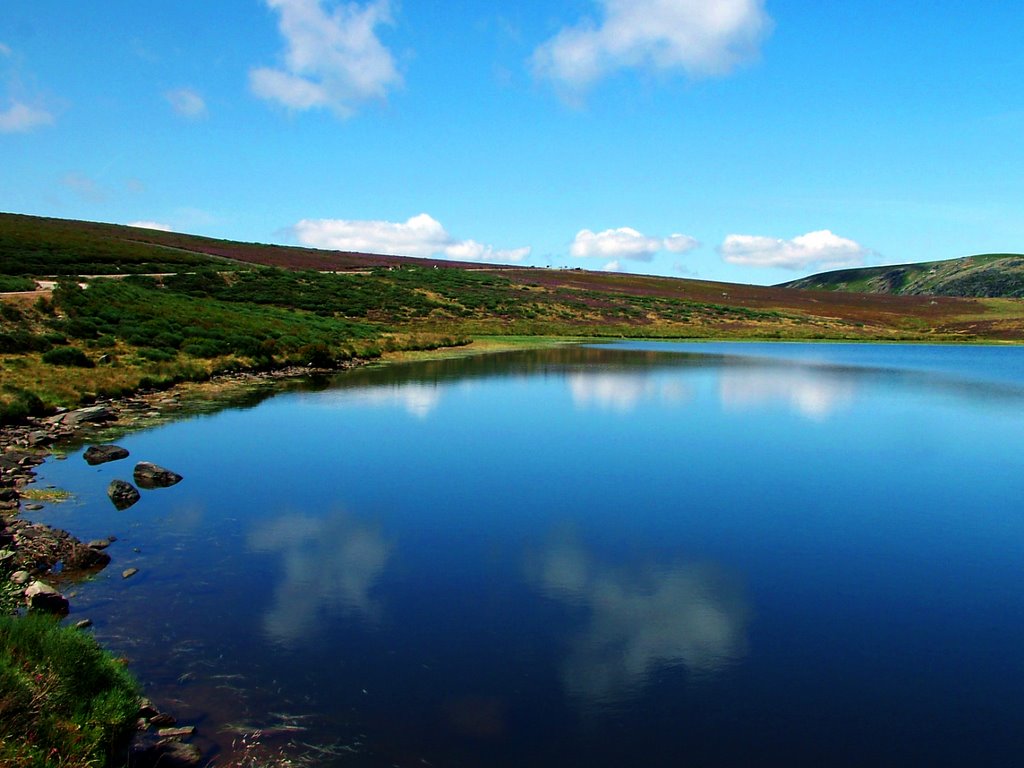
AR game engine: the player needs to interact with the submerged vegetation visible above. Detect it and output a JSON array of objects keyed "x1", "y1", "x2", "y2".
[{"x1": 0, "y1": 614, "x2": 139, "y2": 768}]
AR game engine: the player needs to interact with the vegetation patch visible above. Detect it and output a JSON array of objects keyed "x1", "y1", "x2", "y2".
[{"x1": 0, "y1": 613, "x2": 139, "y2": 768}]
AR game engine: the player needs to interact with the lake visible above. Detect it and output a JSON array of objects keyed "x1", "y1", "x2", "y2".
[{"x1": 31, "y1": 341, "x2": 1024, "y2": 767}]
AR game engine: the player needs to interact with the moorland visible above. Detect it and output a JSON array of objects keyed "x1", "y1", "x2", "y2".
[{"x1": 3, "y1": 211, "x2": 1023, "y2": 422}]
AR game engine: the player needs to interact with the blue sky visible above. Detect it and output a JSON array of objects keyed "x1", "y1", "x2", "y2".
[{"x1": 2, "y1": 1, "x2": 1022, "y2": 285}]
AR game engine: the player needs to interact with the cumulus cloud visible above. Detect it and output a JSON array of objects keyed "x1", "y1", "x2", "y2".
[
  {"x1": 529, "y1": 538, "x2": 749, "y2": 705},
  {"x1": 533, "y1": 0, "x2": 772, "y2": 92},
  {"x1": 571, "y1": 227, "x2": 699, "y2": 262},
  {"x1": 719, "y1": 230, "x2": 869, "y2": 270},
  {"x1": 292, "y1": 213, "x2": 531, "y2": 263},
  {"x1": 165, "y1": 87, "x2": 207, "y2": 119},
  {"x1": 0, "y1": 101, "x2": 53, "y2": 133},
  {"x1": 601, "y1": 260, "x2": 620, "y2": 272},
  {"x1": 251, "y1": 0, "x2": 401, "y2": 117},
  {"x1": 127, "y1": 220, "x2": 173, "y2": 232}
]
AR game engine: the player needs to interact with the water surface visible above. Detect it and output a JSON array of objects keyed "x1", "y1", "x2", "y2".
[{"x1": 33, "y1": 342, "x2": 1024, "y2": 767}]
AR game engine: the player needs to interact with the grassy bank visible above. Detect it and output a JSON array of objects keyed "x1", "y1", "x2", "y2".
[{"x1": 0, "y1": 614, "x2": 139, "y2": 768}]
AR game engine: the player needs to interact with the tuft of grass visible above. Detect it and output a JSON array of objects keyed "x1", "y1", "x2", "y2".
[{"x1": 0, "y1": 613, "x2": 140, "y2": 768}]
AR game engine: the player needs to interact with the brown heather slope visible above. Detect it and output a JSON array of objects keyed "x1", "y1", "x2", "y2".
[{"x1": 3, "y1": 211, "x2": 1024, "y2": 341}]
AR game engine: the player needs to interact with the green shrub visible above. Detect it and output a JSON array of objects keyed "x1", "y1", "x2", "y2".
[
  {"x1": 42, "y1": 346, "x2": 94, "y2": 367},
  {"x1": 0, "y1": 330, "x2": 53, "y2": 353},
  {"x1": 0, "y1": 613, "x2": 139, "y2": 768}
]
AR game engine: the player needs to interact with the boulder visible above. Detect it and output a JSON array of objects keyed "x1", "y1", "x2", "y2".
[
  {"x1": 56, "y1": 405, "x2": 119, "y2": 427},
  {"x1": 25, "y1": 581, "x2": 69, "y2": 615},
  {"x1": 129, "y1": 740, "x2": 202, "y2": 768},
  {"x1": 64, "y1": 542, "x2": 111, "y2": 570},
  {"x1": 84, "y1": 444, "x2": 130, "y2": 465},
  {"x1": 133, "y1": 462, "x2": 182, "y2": 489},
  {"x1": 108, "y1": 480, "x2": 141, "y2": 510}
]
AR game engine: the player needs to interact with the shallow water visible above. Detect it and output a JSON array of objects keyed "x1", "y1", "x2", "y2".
[{"x1": 32, "y1": 342, "x2": 1024, "y2": 766}]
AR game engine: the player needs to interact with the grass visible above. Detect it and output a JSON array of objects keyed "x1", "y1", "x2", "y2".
[{"x1": 0, "y1": 613, "x2": 139, "y2": 768}]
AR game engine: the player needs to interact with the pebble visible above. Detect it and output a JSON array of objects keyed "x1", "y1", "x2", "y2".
[
  {"x1": 122, "y1": 567, "x2": 139, "y2": 579},
  {"x1": 75, "y1": 618, "x2": 93, "y2": 629}
]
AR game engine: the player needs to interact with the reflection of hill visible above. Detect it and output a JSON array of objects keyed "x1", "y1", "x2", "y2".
[{"x1": 325, "y1": 345, "x2": 713, "y2": 391}]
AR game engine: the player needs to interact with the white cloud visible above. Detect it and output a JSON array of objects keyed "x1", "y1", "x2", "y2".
[
  {"x1": 571, "y1": 226, "x2": 699, "y2": 262},
  {"x1": 292, "y1": 213, "x2": 531, "y2": 263},
  {"x1": 601, "y1": 260, "x2": 620, "y2": 272},
  {"x1": 0, "y1": 101, "x2": 53, "y2": 133},
  {"x1": 165, "y1": 87, "x2": 207, "y2": 119},
  {"x1": 719, "y1": 229, "x2": 868, "y2": 270},
  {"x1": 533, "y1": 0, "x2": 772, "y2": 92},
  {"x1": 61, "y1": 172, "x2": 105, "y2": 203},
  {"x1": 251, "y1": 0, "x2": 401, "y2": 117},
  {"x1": 127, "y1": 220, "x2": 173, "y2": 232}
]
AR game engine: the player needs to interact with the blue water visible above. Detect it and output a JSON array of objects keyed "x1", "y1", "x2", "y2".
[{"x1": 31, "y1": 342, "x2": 1024, "y2": 766}]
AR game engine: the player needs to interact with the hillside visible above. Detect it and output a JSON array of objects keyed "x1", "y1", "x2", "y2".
[
  {"x1": 778, "y1": 254, "x2": 1024, "y2": 298},
  {"x1": 2, "y1": 212, "x2": 1024, "y2": 420}
]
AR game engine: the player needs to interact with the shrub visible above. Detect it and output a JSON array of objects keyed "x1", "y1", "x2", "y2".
[
  {"x1": 0, "y1": 613, "x2": 140, "y2": 768},
  {"x1": 42, "y1": 346, "x2": 94, "y2": 367},
  {"x1": 0, "y1": 387, "x2": 45, "y2": 425}
]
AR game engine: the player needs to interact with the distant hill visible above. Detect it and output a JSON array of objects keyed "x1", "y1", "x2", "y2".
[
  {"x1": 0, "y1": 212, "x2": 492, "y2": 275},
  {"x1": 778, "y1": 254, "x2": 1024, "y2": 298}
]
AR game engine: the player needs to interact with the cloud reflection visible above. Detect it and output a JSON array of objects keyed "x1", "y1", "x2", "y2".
[
  {"x1": 529, "y1": 539, "x2": 749, "y2": 706},
  {"x1": 249, "y1": 510, "x2": 391, "y2": 645},
  {"x1": 719, "y1": 365, "x2": 856, "y2": 420},
  {"x1": 568, "y1": 373, "x2": 690, "y2": 412},
  {"x1": 309, "y1": 382, "x2": 442, "y2": 419}
]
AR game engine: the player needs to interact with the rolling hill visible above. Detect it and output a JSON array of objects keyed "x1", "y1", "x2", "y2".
[{"x1": 778, "y1": 254, "x2": 1024, "y2": 298}]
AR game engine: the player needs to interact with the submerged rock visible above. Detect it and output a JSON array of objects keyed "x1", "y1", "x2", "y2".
[
  {"x1": 122, "y1": 567, "x2": 139, "y2": 579},
  {"x1": 84, "y1": 444, "x2": 130, "y2": 465},
  {"x1": 108, "y1": 480, "x2": 141, "y2": 510},
  {"x1": 129, "y1": 739, "x2": 202, "y2": 768},
  {"x1": 25, "y1": 580, "x2": 69, "y2": 615},
  {"x1": 133, "y1": 462, "x2": 183, "y2": 489}
]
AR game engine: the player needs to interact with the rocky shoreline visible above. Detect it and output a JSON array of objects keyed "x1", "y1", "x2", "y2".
[{"x1": 0, "y1": 361, "x2": 363, "y2": 767}]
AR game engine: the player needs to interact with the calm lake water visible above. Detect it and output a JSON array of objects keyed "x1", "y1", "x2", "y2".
[{"x1": 32, "y1": 341, "x2": 1024, "y2": 767}]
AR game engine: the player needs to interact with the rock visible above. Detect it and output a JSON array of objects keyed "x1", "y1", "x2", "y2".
[
  {"x1": 129, "y1": 740, "x2": 202, "y2": 768},
  {"x1": 58, "y1": 405, "x2": 119, "y2": 427},
  {"x1": 157, "y1": 726, "x2": 195, "y2": 739},
  {"x1": 122, "y1": 567, "x2": 139, "y2": 579},
  {"x1": 108, "y1": 480, "x2": 140, "y2": 510},
  {"x1": 75, "y1": 618, "x2": 93, "y2": 629},
  {"x1": 0, "y1": 487, "x2": 17, "y2": 502},
  {"x1": 87, "y1": 538, "x2": 111, "y2": 550},
  {"x1": 24, "y1": 581, "x2": 69, "y2": 615},
  {"x1": 138, "y1": 698, "x2": 161, "y2": 719},
  {"x1": 84, "y1": 444, "x2": 130, "y2": 465},
  {"x1": 133, "y1": 462, "x2": 183, "y2": 489},
  {"x1": 149, "y1": 713, "x2": 177, "y2": 727},
  {"x1": 10, "y1": 570, "x2": 30, "y2": 585},
  {"x1": 26, "y1": 431, "x2": 54, "y2": 447},
  {"x1": 64, "y1": 543, "x2": 111, "y2": 570},
  {"x1": 23, "y1": 503, "x2": 43, "y2": 511}
]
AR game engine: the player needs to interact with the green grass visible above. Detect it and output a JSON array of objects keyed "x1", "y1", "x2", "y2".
[{"x1": 0, "y1": 614, "x2": 139, "y2": 768}]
